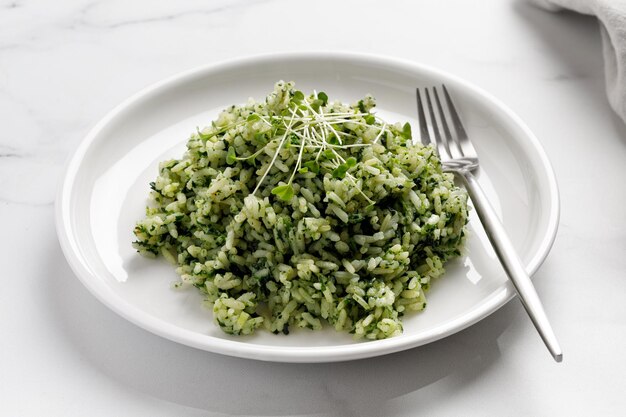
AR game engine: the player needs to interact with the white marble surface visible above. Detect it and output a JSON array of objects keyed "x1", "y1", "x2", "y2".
[{"x1": 2, "y1": 0, "x2": 625, "y2": 415}]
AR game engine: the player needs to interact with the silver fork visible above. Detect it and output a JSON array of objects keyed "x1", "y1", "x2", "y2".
[{"x1": 416, "y1": 85, "x2": 563, "y2": 362}]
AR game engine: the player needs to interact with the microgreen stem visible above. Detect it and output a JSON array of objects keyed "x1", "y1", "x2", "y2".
[
  {"x1": 373, "y1": 122, "x2": 387, "y2": 144},
  {"x1": 288, "y1": 125, "x2": 308, "y2": 185},
  {"x1": 252, "y1": 107, "x2": 298, "y2": 196}
]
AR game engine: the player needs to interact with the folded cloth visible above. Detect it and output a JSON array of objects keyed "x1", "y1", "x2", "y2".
[{"x1": 533, "y1": 0, "x2": 626, "y2": 122}]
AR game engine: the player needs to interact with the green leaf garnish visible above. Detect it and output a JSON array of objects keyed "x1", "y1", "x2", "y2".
[
  {"x1": 226, "y1": 146, "x2": 236, "y2": 164},
  {"x1": 332, "y1": 164, "x2": 348, "y2": 179},
  {"x1": 402, "y1": 122, "x2": 412, "y2": 139},
  {"x1": 365, "y1": 114, "x2": 376, "y2": 125},
  {"x1": 247, "y1": 114, "x2": 260, "y2": 122},
  {"x1": 346, "y1": 157, "x2": 357, "y2": 168},
  {"x1": 310, "y1": 99, "x2": 322, "y2": 112},
  {"x1": 271, "y1": 184, "x2": 294, "y2": 201},
  {"x1": 292, "y1": 90, "x2": 304, "y2": 103},
  {"x1": 303, "y1": 160, "x2": 320, "y2": 174},
  {"x1": 254, "y1": 132, "x2": 267, "y2": 144},
  {"x1": 318, "y1": 92, "x2": 328, "y2": 106}
]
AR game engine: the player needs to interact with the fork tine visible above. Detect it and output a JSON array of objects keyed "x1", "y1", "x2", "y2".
[
  {"x1": 442, "y1": 84, "x2": 477, "y2": 159},
  {"x1": 424, "y1": 88, "x2": 450, "y2": 159},
  {"x1": 432, "y1": 86, "x2": 464, "y2": 160},
  {"x1": 416, "y1": 88, "x2": 431, "y2": 147}
]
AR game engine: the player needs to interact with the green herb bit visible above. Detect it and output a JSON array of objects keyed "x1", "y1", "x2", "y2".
[{"x1": 348, "y1": 213, "x2": 364, "y2": 224}]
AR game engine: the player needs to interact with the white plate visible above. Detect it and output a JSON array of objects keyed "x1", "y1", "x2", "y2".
[{"x1": 56, "y1": 52, "x2": 559, "y2": 362}]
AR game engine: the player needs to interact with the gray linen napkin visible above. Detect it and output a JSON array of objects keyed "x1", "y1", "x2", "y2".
[{"x1": 533, "y1": 0, "x2": 626, "y2": 122}]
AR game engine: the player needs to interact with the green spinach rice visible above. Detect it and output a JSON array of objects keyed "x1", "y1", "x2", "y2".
[{"x1": 133, "y1": 82, "x2": 469, "y2": 339}]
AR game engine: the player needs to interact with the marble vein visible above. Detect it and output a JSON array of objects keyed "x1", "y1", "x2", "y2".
[
  {"x1": 72, "y1": 0, "x2": 272, "y2": 30},
  {"x1": 2, "y1": 1, "x2": 21, "y2": 9}
]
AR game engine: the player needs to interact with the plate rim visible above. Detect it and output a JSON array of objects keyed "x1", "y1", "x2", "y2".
[{"x1": 55, "y1": 51, "x2": 560, "y2": 362}]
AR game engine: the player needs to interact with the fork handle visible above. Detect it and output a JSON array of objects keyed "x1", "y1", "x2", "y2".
[{"x1": 458, "y1": 170, "x2": 563, "y2": 362}]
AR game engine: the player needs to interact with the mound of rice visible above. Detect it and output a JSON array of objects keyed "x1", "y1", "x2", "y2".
[{"x1": 133, "y1": 81, "x2": 469, "y2": 339}]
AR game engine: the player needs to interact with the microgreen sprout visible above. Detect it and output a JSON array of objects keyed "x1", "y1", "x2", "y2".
[
  {"x1": 401, "y1": 122, "x2": 412, "y2": 139},
  {"x1": 271, "y1": 184, "x2": 294, "y2": 201},
  {"x1": 303, "y1": 160, "x2": 320, "y2": 174},
  {"x1": 226, "y1": 146, "x2": 237, "y2": 165},
  {"x1": 318, "y1": 92, "x2": 328, "y2": 106},
  {"x1": 237, "y1": 89, "x2": 397, "y2": 204}
]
